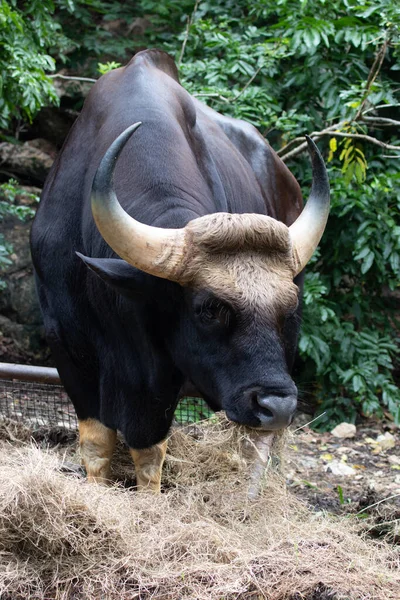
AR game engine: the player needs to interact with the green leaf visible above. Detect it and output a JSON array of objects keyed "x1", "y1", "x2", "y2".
[{"x1": 361, "y1": 251, "x2": 375, "y2": 274}]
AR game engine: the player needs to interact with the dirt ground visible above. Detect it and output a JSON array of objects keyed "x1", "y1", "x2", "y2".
[{"x1": 286, "y1": 417, "x2": 399, "y2": 543}]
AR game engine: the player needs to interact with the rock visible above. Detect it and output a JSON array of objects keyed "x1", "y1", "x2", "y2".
[
  {"x1": 0, "y1": 314, "x2": 49, "y2": 364},
  {"x1": 28, "y1": 107, "x2": 78, "y2": 149},
  {"x1": 376, "y1": 432, "x2": 396, "y2": 451},
  {"x1": 127, "y1": 17, "x2": 151, "y2": 37},
  {"x1": 388, "y1": 455, "x2": 400, "y2": 466},
  {"x1": 0, "y1": 195, "x2": 49, "y2": 363},
  {"x1": 1, "y1": 214, "x2": 33, "y2": 272},
  {"x1": 298, "y1": 456, "x2": 319, "y2": 469},
  {"x1": 27, "y1": 138, "x2": 57, "y2": 159},
  {"x1": 99, "y1": 15, "x2": 150, "y2": 39},
  {"x1": 325, "y1": 460, "x2": 356, "y2": 476},
  {"x1": 101, "y1": 18, "x2": 127, "y2": 34},
  {"x1": 0, "y1": 213, "x2": 41, "y2": 325},
  {"x1": 0, "y1": 140, "x2": 54, "y2": 185},
  {"x1": 330, "y1": 422, "x2": 357, "y2": 439},
  {"x1": 290, "y1": 411, "x2": 312, "y2": 429}
]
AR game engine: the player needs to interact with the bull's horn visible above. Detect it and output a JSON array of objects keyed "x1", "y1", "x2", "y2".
[
  {"x1": 91, "y1": 123, "x2": 187, "y2": 281},
  {"x1": 289, "y1": 136, "x2": 330, "y2": 275}
]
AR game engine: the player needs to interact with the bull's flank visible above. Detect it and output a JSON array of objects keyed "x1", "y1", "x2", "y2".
[{"x1": 0, "y1": 418, "x2": 398, "y2": 600}]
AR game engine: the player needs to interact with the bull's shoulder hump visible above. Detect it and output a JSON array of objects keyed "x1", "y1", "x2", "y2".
[
  {"x1": 124, "y1": 49, "x2": 180, "y2": 83},
  {"x1": 193, "y1": 97, "x2": 271, "y2": 160},
  {"x1": 192, "y1": 96, "x2": 298, "y2": 171},
  {"x1": 84, "y1": 50, "x2": 189, "y2": 130},
  {"x1": 89, "y1": 49, "x2": 180, "y2": 101},
  {"x1": 193, "y1": 98, "x2": 303, "y2": 223}
]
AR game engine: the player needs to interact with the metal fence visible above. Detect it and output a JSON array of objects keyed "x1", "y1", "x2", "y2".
[{"x1": 0, "y1": 362, "x2": 212, "y2": 429}]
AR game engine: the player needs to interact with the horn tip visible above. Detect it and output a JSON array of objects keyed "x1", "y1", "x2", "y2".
[
  {"x1": 124, "y1": 121, "x2": 142, "y2": 138},
  {"x1": 304, "y1": 135, "x2": 325, "y2": 163},
  {"x1": 304, "y1": 134, "x2": 316, "y2": 153},
  {"x1": 121, "y1": 122, "x2": 143, "y2": 140}
]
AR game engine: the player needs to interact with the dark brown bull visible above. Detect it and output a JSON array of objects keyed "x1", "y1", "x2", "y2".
[{"x1": 31, "y1": 49, "x2": 329, "y2": 490}]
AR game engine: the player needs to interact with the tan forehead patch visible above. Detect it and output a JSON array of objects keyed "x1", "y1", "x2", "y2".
[
  {"x1": 195, "y1": 252, "x2": 299, "y2": 316},
  {"x1": 181, "y1": 212, "x2": 298, "y2": 315}
]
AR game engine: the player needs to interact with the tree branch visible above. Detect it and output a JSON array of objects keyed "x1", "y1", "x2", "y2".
[
  {"x1": 278, "y1": 37, "x2": 398, "y2": 163},
  {"x1": 231, "y1": 65, "x2": 263, "y2": 102},
  {"x1": 362, "y1": 115, "x2": 400, "y2": 127},
  {"x1": 178, "y1": 0, "x2": 200, "y2": 66},
  {"x1": 321, "y1": 131, "x2": 400, "y2": 150},
  {"x1": 362, "y1": 102, "x2": 400, "y2": 115},
  {"x1": 277, "y1": 123, "x2": 345, "y2": 157},
  {"x1": 193, "y1": 92, "x2": 231, "y2": 103},
  {"x1": 280, "y1": 129, "x2": 400, "y2": 162},
  {"x1": 355, "y1": 37, "x2": 388, "y2": 121},
  {"x1": 49, "y1": 73, "x2": 97, "y2": 83},
  {"x1": 279, "y1": 139, "x2": 313, "y2": 162}
]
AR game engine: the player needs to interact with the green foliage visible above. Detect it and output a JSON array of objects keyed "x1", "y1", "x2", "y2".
[
  {"x1": 0, "y1": 0, "x2": 64, "y2": 129},
  {"x1": 53, "y1": 1, "x2": 143, "y2": 74},
  {"x1": 300, "y1": 169, "x2": 400, "y2": 426},
  {"x1": 329, "y1": 135, "x2": 369, "y2": 185},
  {"x1": 0, "y1": 0, "x2": 143, "y2": 130},
  {"x1": 339, "y1": 138, "x2": 368, "y2": 185},
  {"x1": 337, "y1": 485, "x2": 345, "y2": 505},
  {"x1": 97, "y1": 61, "x2": 121, "y2": 75},
  {"x1": 0, "y1": 179, "x2": 38, "y2": 220},
  {"x1": 139, "y1": 0, "x2": 399, "y2": 138},
  {"x1": 0, "y1": 180, "x2": 38, "y2": 290}
]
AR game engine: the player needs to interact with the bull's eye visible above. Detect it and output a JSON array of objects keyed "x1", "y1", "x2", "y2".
[
  {"x1": 276, "y1": 298, "x2": 300, "y2": 333},
  {"x1": 195, "y1": 297, "x2": 233, "y2": 328}
]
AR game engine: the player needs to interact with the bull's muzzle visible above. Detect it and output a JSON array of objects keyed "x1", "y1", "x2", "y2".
[
  {"x1": 244, "y1": 387, "x2": 297, "y2": 430},
  {"x1": 255, "y1": 393, "x2": 297, "y2": 430}
]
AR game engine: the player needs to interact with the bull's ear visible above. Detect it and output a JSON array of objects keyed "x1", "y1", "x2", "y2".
[{"x1": 76, "y1": 252, "x2": 146, "y2": 294}]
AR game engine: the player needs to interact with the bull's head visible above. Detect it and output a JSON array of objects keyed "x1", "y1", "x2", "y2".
[{"x1": 87, "y1": 123, "x2": 330, "y2": 431}]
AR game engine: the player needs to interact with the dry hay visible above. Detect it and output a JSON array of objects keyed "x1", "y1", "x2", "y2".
[{"x1": 0, "y1": 417, "x2": 399, "y2": 600}]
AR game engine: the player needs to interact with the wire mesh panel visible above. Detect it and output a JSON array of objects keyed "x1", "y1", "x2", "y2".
[
  {"x1": 0, "y1": 370, "x2": 212, "y2": 429},
  {"x1": 175, "y1": 397, "x2": 213, "y2": 423},
  {"x1": 0, "y1": 378, "x2": 78, "y2": 429}
]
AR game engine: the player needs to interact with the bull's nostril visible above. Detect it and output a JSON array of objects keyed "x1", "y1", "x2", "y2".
[
  {"x1": 250, "y1": 391, "x2": 258, "y2": 405},
  {"x1": 250, "y1": 392, "x2": 297, "y2": 430},
  {"x1": 251, "y1": 391, "x2": 274, "y2": 419},
  {"x1": 258, "y1": 405, "x2": 274, "y2": 419}
]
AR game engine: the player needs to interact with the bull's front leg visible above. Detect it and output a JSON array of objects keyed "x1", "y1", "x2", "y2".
[
  {"x1": 78, "y1": 418, "x2": 117, "y2": 484},
  {"x1": 130, "y1": 440, "x2": 168, "y2": 492}
]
